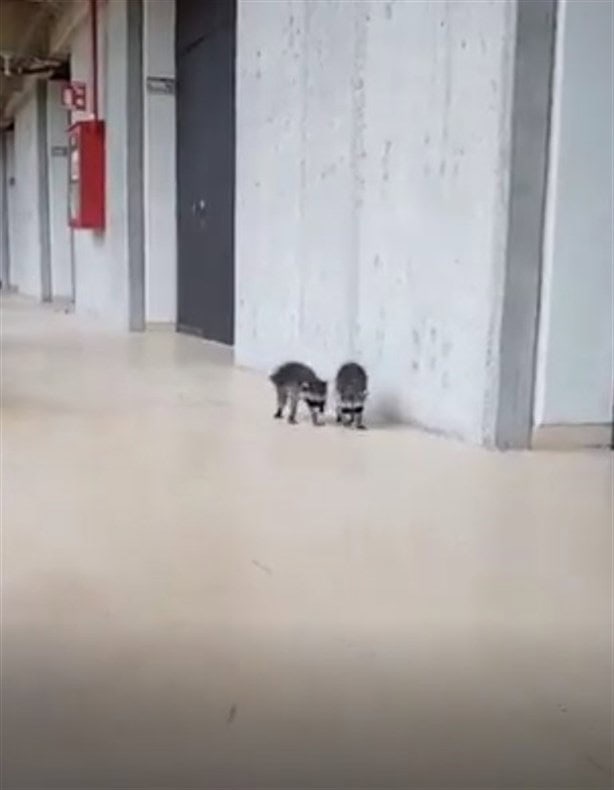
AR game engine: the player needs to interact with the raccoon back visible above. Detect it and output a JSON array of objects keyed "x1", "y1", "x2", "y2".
[
  {"x1": 335, "y1": 362, "x2": 368, "y2": 393},
  {"x1": 270, "y1": 361, "x2": 317, "y2": 387}
]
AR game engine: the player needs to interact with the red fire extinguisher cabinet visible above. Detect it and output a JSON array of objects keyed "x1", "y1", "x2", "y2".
[{"x1": 68, "y1": 120, "x2": 105, "y2": 230}]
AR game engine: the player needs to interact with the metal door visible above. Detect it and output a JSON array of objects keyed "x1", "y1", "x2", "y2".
[{"x1": 176, "y1": 0, "x2": 235, "y2": 343}]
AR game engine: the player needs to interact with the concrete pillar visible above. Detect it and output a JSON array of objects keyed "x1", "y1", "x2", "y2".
[
  {"x1": 11, "y1": 90, "x2": 43, "y2": 299},
  {"x1": 495, "y1": 0, "x2": 557, "y2": 448},
  {"x1": 68, "y1": 0, "x2": 144, "y2": 329},
  {"x1": 143, "y1": 0, "x2": 177, "y2": 325},
  {"x1": 36, "y1": 81, "x2": 52, "y2": 302},
  {"x1": 46, "y1": 82, "x2": 72, "y2": 301}
]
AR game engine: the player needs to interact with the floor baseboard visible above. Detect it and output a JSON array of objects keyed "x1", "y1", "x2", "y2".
[{"x1": 532, "y1": 423, "x2": 612, "y2": 450}]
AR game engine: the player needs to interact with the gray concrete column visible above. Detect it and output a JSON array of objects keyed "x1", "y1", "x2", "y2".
[
  {"x1": 126, "y1": 0, "x2": 145, "y2": 331},
  {"x1": 36, "y1": 80, "x2": 52, "y2": 302},
  {"x1": 495, "y1": 0, "x2": 558, "y2": 449}
]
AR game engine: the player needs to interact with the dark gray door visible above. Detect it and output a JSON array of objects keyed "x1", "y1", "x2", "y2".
[{"x1": 176, "y1": 0, "x2": 235, "y2": 344}]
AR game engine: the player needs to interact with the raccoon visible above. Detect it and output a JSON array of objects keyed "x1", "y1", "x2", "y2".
[
  {"x1": 270, "y1": 362, "x2": 327, "y2": 425},
  {"x1": 335, "y1": 362, "x2": 368, "y2": 429}
]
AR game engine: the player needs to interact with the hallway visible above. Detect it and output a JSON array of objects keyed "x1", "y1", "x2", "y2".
[{"x1": 1, "y1": 296, "x2": 612, "y2": 788}]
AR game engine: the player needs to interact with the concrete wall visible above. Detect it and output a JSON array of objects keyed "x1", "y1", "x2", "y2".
[
  {"x1": 69, "y1": 1, "x2": 130, "y2": 327},
  {"x1": 12, "y1": 92, "x2": 42, "y2": 299},
  {"x1": 235, "y1": 0, "x2": 514, "y2": 443},
  {"x1": 143, "y1": 0, "x2": 176, "y2": 324},
  {"x1": 535, "y1": 0, "x2": 614, "y2": 427},
  {"x1": 46, "y1": 82, "x2": 72, "y2": 300}
]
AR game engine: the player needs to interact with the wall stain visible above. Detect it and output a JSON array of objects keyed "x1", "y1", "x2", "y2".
[
  {"x1": 441, "y1": 4, "x2": 452, "y2": 152},
  {"x1": 382, "y1": 139, "x2": 392, "y2": 182}
]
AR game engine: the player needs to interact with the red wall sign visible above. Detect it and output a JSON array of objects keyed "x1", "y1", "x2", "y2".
[{"x1": 61, "y1": 81, "x2": 87, "y2": 112}]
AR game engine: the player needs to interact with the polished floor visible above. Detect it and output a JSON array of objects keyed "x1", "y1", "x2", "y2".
[{"x1": 1, "y1": 296, "x2": 612, "y2": 789}]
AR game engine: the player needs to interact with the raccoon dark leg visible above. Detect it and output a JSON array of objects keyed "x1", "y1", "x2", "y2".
[
  {"x1": 287, "y1": 387, "x2": 300, "y2": 424},
  {"x1": 309, "y1": 405, "x2": 321, "y2": 426},
  {"x1": 340, "y1": 406, "x2": 354, "y2": 427},
  {"x1": 354, "y1": 406, "x2": 366, "y2": 430},
  {"x1": 274, "y1": 387, "x2": 287, "y2": 419}
]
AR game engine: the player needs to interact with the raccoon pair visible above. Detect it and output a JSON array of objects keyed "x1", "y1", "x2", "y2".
[{"x1": 270, "y1": 361, "x2": 368, "y2": 429}]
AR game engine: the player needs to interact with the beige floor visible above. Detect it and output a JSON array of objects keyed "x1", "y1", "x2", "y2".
[{"x1": 1, "y1": 296, "x2": 612, "y2": 789}]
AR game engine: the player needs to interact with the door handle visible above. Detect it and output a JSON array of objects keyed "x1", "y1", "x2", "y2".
[
  {"x1": 192, "y1": 198, "x2": 207, "y2": 229},
  {"x1": 192, "y1": 198, "x2": 206, "y2": 216}
]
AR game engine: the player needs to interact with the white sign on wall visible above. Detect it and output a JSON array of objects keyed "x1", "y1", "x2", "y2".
[{"x1": 146, "y1": 77, "x2": 175, "y2": 96}]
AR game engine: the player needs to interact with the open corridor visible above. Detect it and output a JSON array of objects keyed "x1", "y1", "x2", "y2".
[{"x1": 1, "y1": 296, "x2": 612, "y2": 789}]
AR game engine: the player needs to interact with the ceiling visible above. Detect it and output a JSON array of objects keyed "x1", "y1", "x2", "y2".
[{"x1": 0, "y1": 0, "x2": 68, "y2": 125}]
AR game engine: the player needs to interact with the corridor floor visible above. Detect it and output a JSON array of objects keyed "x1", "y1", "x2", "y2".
[{"x1": 1, "y1": 296, "x2": 612, "y2": 789}]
